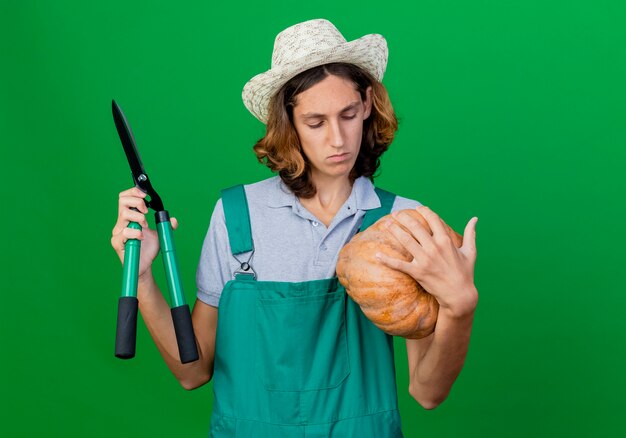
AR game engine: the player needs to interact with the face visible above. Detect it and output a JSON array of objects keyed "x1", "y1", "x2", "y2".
[{"x1": 291, "y1": 74, "x2": 372, "y2": 182}]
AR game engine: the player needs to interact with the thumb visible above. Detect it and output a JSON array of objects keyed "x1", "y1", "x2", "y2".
[
  {"x1": 171, "y1": 217, "x2": 179, "y2": 230},
  {"x1": 461, "y1": 216, "x2": 478, "y2": 259}
]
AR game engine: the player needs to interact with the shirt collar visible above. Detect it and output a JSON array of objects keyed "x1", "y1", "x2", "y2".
[{"x1": 268, "y1": 176, "x2": 381, "y2": 211}]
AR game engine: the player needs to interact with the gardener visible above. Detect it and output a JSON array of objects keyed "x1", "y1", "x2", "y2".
[{"x1": 111, "y1": 18, "x2": 478, "y2": 437}]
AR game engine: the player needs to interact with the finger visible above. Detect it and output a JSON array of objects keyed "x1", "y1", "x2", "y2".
[
  {"x1": 112, "y1": 210, "x2": 149, "y2": 236},
  {"x1": 112, "y1": 214, "x2": 147, "y2": 236},
  {"x1": 461, "y1": 217, "x2": 478, "y2": 260},
  {"x1": 111, "y1": 227, "x2": 144, "y2": 251},
  {"x1": 375, "y1": 251, "x2": 415, "y2": 276},
  {"x1": 171, "y1": 217, "x2": 179, "y2": 230},
  {"x1": 385, "y1": 218, "x2": 425, "y2": 256},
  {"x1": 122, "y1": 227, "x2": 144, "y2": 241},
  {"x1": 119, "y1": 187, "x2": 147, "y2": 199},
  {"x1": 391, "y1": 210, "x2": 434, "y2": 249},
  {"x1": 119, "y1": 195, "x2": 149, "y2": 214},
  {"x1": 119, "y1": 209, "x2": 148, "y2": 227},
  {"x1": 416, "y1": 206, "x2": 448, "y2": 238}
]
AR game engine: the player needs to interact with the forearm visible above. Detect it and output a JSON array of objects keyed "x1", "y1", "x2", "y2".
[
  {"x1": 137, "y1": 270, "x2": 212, "y2": 389},
  {"x1": 408, "y1": 291, "x2": 477, "y2": 409}
]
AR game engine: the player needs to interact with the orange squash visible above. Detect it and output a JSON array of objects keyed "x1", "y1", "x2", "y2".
[{"x1": 336, "y1": 209, "x2": 463, "y2": 339}]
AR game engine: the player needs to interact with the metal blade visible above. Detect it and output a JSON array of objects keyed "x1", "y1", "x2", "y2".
[
  {"x1": 112, "y1": 100, "x2": 146, "y2": 179},
  {"x1": 111, "y1": 99, "x2": 165, "y2": 212}
]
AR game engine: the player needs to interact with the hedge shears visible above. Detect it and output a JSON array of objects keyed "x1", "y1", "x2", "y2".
[{"x1": 112, "y1": 100, "x2": 199, "y2": 364}]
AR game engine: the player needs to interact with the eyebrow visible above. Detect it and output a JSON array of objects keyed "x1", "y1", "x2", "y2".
[{"x1": 299, "y1": 102, "x2": 360, "y2": 120}]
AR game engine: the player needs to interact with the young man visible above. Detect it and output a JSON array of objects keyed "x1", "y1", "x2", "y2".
[{"x1": 111, "y1": 18, "x2": 478, "y2": 437}]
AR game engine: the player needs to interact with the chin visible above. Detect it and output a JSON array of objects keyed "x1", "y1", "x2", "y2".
[
  {"x1": 330, "y1": 163, "x2": 353, "y2": 175},
  {"x1": 314, "y1": 159, "x2": 357, "y2": 180}
]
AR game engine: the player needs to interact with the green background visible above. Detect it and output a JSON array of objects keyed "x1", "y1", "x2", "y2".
[{"x1": 1, "y1": 0, "x2": 624, "y2": 436}]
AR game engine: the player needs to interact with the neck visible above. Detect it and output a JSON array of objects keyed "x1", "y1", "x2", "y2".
[
  {"x1": 298, "y1": 172, "x2": 353, "y2": 227},
  {"x1": 312, "y1": 171, "x2": 352, "y2": 205}
]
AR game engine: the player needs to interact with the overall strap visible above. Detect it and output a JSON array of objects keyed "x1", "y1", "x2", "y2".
[
  {"x1": 221, "y1": 185, "x2": 254, "y2": 255},
  {"x1": 359, "y1": 187, "x2": 396, "y2": 231},
  {"x1": 221, "y1": 185, "x2": 257, "y2": 280}
]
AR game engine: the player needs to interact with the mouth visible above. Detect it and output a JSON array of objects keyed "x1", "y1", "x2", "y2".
[{"x1": 328, "y1": 152, "x2": 350, "y2": 162}]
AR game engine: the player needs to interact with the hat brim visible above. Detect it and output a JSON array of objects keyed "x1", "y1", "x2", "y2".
[{"x1": 242, "y1": 34, "x2": 388, "y2": 124}]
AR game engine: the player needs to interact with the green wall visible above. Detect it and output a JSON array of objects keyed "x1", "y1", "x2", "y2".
[{"x1": 1, "y1": 0, "x2": 625, "y2": 436}]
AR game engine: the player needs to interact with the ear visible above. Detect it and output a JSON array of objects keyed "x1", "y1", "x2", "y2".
[{"x1": 363, "y1": 86, "x2": 373, "y2": 119}]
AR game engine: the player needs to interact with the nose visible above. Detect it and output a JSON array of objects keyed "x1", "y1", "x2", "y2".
[{"x1": 328, "y1": 119, "x2": 345, "y2": 149}]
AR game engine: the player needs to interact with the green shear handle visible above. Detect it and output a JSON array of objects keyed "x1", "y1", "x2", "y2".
[
  {"x1": 155, "y1": 210, "x2": 198, "y2": 363},
  {"x1": 112, "y1": 100, "x2": 199, "y2": 364},
  {"x1": 114, "y1": 220, "x2": 141, "y2": 359}
]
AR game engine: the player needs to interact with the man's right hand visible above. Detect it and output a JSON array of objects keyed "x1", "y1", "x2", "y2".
[{"x1": 110, "y1": 186, "x2": 179, "y2": 281}]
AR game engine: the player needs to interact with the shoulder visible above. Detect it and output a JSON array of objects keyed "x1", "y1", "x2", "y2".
[
  {"x1": 391, "y1": 194, "x2": 423, "y2": 212},
  {"x1": 217, "y1": 176, "x2": 293, "y2": 228},
  {"x1": 242, "y1": 175, "x2": 281, "y2": 191},
  {"x1": 241, "y1": 175, "x2": 284, "y2": 200},
  {"x1": 216, "y1": 176, "x2": 284, "y2": 210},
  {"x1": 203, "y1": 177, "x2": 283, "y2": 251},
  {"x1": 367, "y1": 178, "x2": 422, "y2": 212}
]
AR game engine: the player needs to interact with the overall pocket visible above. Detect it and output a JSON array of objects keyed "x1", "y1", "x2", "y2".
[{"x1": 255, "y1": 290, "x2": 351, "y2": 392}]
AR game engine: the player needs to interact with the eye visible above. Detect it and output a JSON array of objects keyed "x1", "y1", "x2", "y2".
[
  {"x1": 307, "y1": 121, "x2": 324, "y2": 129},
  {"x1": 342, "y1": 114, "x2": 357, "y2": 120}
]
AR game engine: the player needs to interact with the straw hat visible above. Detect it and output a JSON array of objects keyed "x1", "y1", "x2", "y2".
[{"x1": 242, "y1": 19, "x2": 388, "y2": 124}]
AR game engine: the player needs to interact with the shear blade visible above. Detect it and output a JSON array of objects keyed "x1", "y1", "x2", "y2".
[{"x1": 112, "y1": 100, "x2": 147, "y2": 181}]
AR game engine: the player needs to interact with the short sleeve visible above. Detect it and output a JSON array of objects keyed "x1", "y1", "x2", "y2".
[
  {"x1": 196, "y1": 198, "x2": 236, "y2": 307},
  {"x1": 391, "y1": 195, "x2": 423, "y2": 212}
]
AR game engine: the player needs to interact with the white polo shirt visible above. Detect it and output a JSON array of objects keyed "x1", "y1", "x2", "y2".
[{"x1": 196, "y1": 175, "x2": 421, "y2": 307}]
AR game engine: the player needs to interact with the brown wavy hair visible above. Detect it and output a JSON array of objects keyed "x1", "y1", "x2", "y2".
[{"x1": 253, "y1": 62, "x2": 398, "y2": 198}]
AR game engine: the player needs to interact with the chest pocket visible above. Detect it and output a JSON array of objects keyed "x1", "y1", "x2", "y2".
[{"x1": 255, "y1": 286, "x2": 350, "y2": 392}]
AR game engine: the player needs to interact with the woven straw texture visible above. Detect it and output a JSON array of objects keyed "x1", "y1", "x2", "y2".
[{"x1": 242, "y1": 19, "x2": 388, "y2": 124}]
